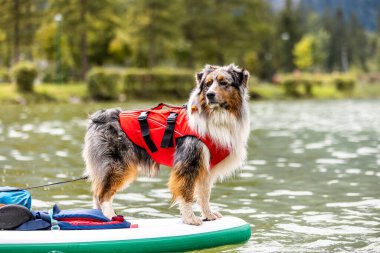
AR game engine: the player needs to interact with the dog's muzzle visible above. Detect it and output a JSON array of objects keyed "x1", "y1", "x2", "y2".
[{"x1": 206, "y1": 92, "x2": 218, "y2": 105}]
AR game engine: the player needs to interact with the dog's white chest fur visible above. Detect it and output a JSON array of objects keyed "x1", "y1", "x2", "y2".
[{"x1": 187, "y1": 92, "x2": 250, "y2": 182}]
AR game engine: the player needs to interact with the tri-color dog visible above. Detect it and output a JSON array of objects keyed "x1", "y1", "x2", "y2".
[{"x1": 83, "y1": 64, "x2": 250, "y2": 225}]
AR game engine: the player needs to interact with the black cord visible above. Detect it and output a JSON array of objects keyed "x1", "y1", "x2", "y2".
[{"x1": 22, "y1": 176, "x2": 88, "y2": 190}]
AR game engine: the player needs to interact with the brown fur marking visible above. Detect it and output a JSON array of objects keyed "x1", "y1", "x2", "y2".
[
  {"x1": 169, "y1": 163, "x2": 198, "y2": 203},
  {"x1": 198, "y1": 69, "x2": 243, "y2": 118},
  {"x1": 169, "y1": 139, "x2": 206, "y2": 204},
  {"x1": 98, "y1": 164, "x2": 138, "y2": 203},
  {"x1": 205, "y1": 77, "x2": 213, "y2": 86}
]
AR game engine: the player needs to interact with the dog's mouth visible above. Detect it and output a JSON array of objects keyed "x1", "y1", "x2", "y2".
[
  {"x1": 206, "y1": 100, "x2": 228, "y2": 109},
  {"x1": 207, "y1": 99, "x2": 218, "y2": 105},
  {"x1": 206, "y1": 97, "x2": 219, "y2": 106}
]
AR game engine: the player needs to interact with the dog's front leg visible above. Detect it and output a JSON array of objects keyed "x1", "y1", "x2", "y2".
[
  {"x1": 169, "y1": 169, "x2": 203, "y2": 226},
  {"x1": 169, "y1": 138, "x2": 206, "y2": 226},
  {"x1": 178, "y1": 199, "x2": 203, "y2": 226},
  {"x1": 196, "y1": 172, "x2": 222, "y2": 221}
]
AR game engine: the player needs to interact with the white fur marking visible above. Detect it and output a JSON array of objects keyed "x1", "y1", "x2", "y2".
[{"x1": 187, "y1": 84, "x2": 250, "y2": 182}]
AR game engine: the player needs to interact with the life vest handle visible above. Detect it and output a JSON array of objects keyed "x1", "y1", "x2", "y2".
[{"x1": 152, "y1": 103, "x2": 185, "y2": 111}]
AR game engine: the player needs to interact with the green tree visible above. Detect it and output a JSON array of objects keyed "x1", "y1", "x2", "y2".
[
  {"x1": 122, "y1": 0, "x2": 185, "y2": 68},
  {"x1": 34, "y1": 21, "x2": 74, "y2": 81},
  {"x1": 323, "y1": 9, "x2": 370, "y2": 72},
  {"x1": 293, "y1": 31, "x2": 329, "y2": 71},
  {"x1": 311, "y1": 30, "x2": 329, "y2": 70},
  {"x1": 0, "y1": 0, "x2": 43, "y2": 66},
  {"x1": 324, "y1": 9, "x2": 349, "y2": 72},
  {"x1": 276, "y1": 0, "x2": 304, "y2": 72},
  {"x1": 182, "y1": 0, "x2": 272, "y2": 69},
  {"x1": 348, "y1": 14, "x2": 369, "y2": 71},
  {"x1": 47, "y1": 0, "x2": 124, "y2": 79},
  {"x1": 107, "y1": 31, "x2": 131, "y2": 64},
  {"x1": 293, "y1": 35, "x2": 313, "y2": 70}
]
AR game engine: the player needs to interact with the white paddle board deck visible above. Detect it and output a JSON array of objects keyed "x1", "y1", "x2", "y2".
[{"x1": 0, "y1": 216, "x2": 251, "y2": 252}]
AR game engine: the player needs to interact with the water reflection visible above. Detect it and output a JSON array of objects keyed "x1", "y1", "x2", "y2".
[{"x1": 1, "y1": 100, "x2": 380, "y2": 252}]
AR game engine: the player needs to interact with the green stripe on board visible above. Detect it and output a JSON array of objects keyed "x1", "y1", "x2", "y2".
[{"x1": 0, "y1": 224, "x2": 251, "y2": 253}]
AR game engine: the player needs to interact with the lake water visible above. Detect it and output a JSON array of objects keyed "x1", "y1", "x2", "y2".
[{"x1": 1, "y1": 100, "x2": 379, "y2": 252}]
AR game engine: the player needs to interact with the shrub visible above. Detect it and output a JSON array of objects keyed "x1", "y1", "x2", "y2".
[
  {"x1": 333, "y1": 75, "x2": 356, "y2": 93},
  {"x1": 360, "y1": 73, "x2": 380, "y2": 84},
  {"x1": 11, "y1": 61, "x2": 38, "y2": 92},
  {"x1": 280, "y1": 74, "x2": 318, "y2": 97},
  {"x1": 280, "y1": 73, "x2": 355, "y2": 98},
  {"x1": 86, "y1": 68, "x2": 121, "y2": 100},
  {"x1": 0, "y1": 67, "x2": 10, "y2": 83},
  {"x1": 41, "y1": 66, "x2": 72, "y2": 83},
  {"x1": 282, "y1": 76, "x2": 300, "y2": 97},
  {"x1": 123, "y1": 68, "x2": 194, "y2": 98}
]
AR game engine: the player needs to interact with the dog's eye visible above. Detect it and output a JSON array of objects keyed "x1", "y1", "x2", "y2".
[
  {"x1": 219, "y1": 81, "x2": 228, "y2": 86},
  {"x1": 206, "y1": 80, "x2": 213, "y2": 86}
]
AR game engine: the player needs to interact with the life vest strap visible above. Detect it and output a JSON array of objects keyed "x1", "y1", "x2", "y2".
[
  {"x1": 138, "y1": 111, "x2": 158, "y2": 153},
  {"x1": 160, "y1": 112, "x2": 178, "y2": 148}
]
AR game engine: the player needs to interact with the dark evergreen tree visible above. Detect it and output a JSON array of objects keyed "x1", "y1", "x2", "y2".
[
  {"x1": 276, "y1": 0, "x2": 304, "y2": 72},
  {"x1": 349, "y1": 14, "x2": 369, "y2": 71},
  {"x1": 0, "y1": 0, "x2": 43, "y2": 65}
]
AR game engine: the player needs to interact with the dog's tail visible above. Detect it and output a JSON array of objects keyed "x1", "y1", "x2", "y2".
[
  {"x1": 88, "y1": 108, "x2": 122, "y2": 127},
  {"x1": 83, "y1": 108, "x2": 124, "y2": 193}
]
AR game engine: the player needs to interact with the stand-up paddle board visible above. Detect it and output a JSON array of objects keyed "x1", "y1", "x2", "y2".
[{"x1": 0, "y1": 216, "x2": 251, "y2": 252}]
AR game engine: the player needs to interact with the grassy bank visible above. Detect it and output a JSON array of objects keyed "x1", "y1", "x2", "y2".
[
  {"x1": 0, "y1": 83, "x2": 87, "y2": 104},
  {"x1": 251, "y1": 81, "x2": 380, "y2": 100},
  {"x1": 1, "y1": 81, "x2": 380, "y2": 104}
]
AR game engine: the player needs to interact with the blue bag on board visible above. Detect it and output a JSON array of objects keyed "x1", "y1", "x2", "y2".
[
  {"x1": 0, "y1": 186, "x2": 32, "y2": 209},
  {"x1": 52, "y1": 204, "x2": 132, "y2": 230}
]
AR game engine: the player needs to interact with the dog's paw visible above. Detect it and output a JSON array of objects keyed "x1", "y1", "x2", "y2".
[
  {"x1": 202, "y1": 211, "x2": 223, "y2": 221},
  {"x1": 103, "y1": 210, "x2": 117, "y2": 220},
  {"x1": 213, "y1": 211, "x2": 223, "y2": 218},
  {"x1": 182, "y1": 214, "x2": 203, "y2": 226}
]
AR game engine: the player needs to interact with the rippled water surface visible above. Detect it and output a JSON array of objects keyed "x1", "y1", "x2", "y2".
[{"x1": 1, "y1": 100, "x2": 380, "y2": 252}]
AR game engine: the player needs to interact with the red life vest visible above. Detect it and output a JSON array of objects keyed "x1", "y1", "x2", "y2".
[{"x1": 119, "y1": 103, "x2": 230, "y2": 169}]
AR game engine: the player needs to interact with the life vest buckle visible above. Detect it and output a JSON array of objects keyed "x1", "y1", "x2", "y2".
[
  {"x1": 138, "y1": 111, "x2": 148, "y2": 121},
  {"x1": 138, "y1": 111, "x2": 158, "y2": 153},
  {"x1": 167, "y1": 112, "x2": 178, "y2": 124},
  {"x1": 160, "y1": 112, "x2": 178, "y2": 148}
]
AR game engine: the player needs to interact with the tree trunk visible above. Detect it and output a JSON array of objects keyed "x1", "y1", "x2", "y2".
[
  {"x1": 187, "y1": 53, "x2": 194, "y2": 69},
  {"x1": 80, "y1": 0, "x2": 88, "y2": 80},
  {"x1": 13, "y1": 0, "x2": 20, "y2": 64},
  {"x1": 340, "y1": 46, "x2": 349, "y2": 72},
  {"x1": 217, "y1": 52, "x2": 225, "y2": 66},
  {"x1": 148, "y1": 35, "x2": 156, "y2": 68},
  {"x1": 147, "y1": 17, "x2": 156, "y2": 68}
]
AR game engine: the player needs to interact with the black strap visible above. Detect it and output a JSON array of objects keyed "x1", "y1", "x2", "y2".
[
  {"x1": 22, "y1": 176, "x2": 88, "y2": 190},
  {"x1": 160, "y1": 112, "x2": 178, "y2": 148},
  {"x1": 138, "y1": 111, "x2": 158, "y2": 153}
]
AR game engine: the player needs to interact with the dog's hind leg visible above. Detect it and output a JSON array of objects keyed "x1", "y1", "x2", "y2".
[
  {"x1": 83, "y1": 108, "x2": 139, "y2": 219},
  {"x1": 169, "y1": 137, "x2": 206, "y2": 226},
  {"x1": 93, "y1": 194, "x2": 101, "y2": 209},
  {"x1": 96, "y1": 164, "x2": 138, "y2": 219}
]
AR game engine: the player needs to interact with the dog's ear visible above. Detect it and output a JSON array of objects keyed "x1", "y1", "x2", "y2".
[
  {"x1": 195, "y1": 72, "x2": 203, "y2": 86},
  {"x1": 195, "y1": 71, "x2": 205, "y2": 94},
  {"x1": 229, "y1": 64, "x2": 250, "y2": 88},
  {"x1": 239, "y1": 68, "x2": 250, "y2": 87},
  {"x1": 195, "y1": 65, "x2": 219, "y2": 92}
]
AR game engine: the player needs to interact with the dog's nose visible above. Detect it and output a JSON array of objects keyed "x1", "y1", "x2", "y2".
[{"x1": 206, "y1": 92, "x2": 216, "y2": 100}]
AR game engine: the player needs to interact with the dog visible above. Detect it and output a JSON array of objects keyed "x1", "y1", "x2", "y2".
[{"x1": 82, "y1": 64, "x2": 250, "y2": 225}]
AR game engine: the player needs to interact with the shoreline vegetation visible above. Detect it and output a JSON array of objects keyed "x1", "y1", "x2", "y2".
[
  {"x1": 1, "y1": 1, "x2": 379, "y2": 106},
  {"x1": 2, "y1": 64, "x2": 380, "y2": 105},
  {"x1": 1, "y1": 79, "x2": 380, "y2": 105}
]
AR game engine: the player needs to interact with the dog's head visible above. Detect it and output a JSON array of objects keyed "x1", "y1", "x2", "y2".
[{"x1": 195, "y1": 64, "x2": 249, "y2": 113}]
